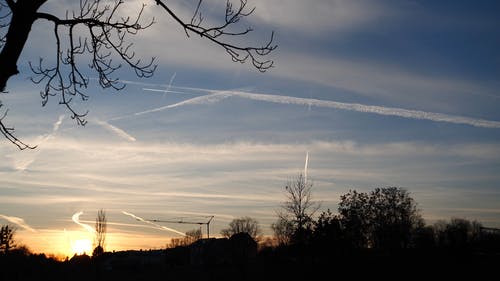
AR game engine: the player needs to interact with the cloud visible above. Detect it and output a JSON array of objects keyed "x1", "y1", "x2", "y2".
[
  {"x1": 0, "y1": 214, "x2": 37, "y2": 232},
  {"x1": 137, "y1": 88, "x2": 500, "y2": 129},
  {"x1": 252, "y1": 0, "x2": 389, "y2": 33}
]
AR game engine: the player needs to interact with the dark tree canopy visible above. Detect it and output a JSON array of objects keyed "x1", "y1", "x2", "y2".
[
  {"x1": 338, "y1": 187, "x2": 423, "y2": 250},
  {"x1": 220, "y1": 216, "x2": 261, "y2": 241},
  {"x1": 0, "y1": 0, "x2": 276, "y2": 149}
]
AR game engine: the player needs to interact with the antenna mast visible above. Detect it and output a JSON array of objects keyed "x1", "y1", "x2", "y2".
[{"x1": 149, "y1": 215, "x2": 215, "y2": 238}]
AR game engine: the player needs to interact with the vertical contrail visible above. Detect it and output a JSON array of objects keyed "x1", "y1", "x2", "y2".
[
  {"x1": 304, "y1": 152, "x2": 309, "y2": 184},
  {"x1": 164, "y1": 72, "x2": 177, "y2": 99},
  {"x1": 122, "y1": 211, "x2": 186, "y2": 236},
  {"x1": 72, "y1": 212, "x2": 96, "y2": 233}
]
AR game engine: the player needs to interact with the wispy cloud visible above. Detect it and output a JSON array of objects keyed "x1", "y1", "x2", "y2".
[
  {"x1": 122, "y1": 211, "x2": 186, "y2": 236},
  {"x1": 0, "y1": 214, "x2": 37, "y2": 232},
  {"x1": 253, "y1": 0, "x2": 389, "y2": 33},
  {"x1": 94, "y1": 119, "x2": 137, "y2": 142},
  {"x1": 71, "y1": 212, "x2": 95, "y2": 233},
  {"x1": 138, "y1": 88, "x2": 500, "y2": 129},
  {"x1": 8, "y1": 115, "x2": 64, "y2": 171}
]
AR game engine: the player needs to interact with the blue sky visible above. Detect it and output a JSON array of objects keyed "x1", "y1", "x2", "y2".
[{"x1": 1, "y1": 0, "x2": 500, "y2": 255}]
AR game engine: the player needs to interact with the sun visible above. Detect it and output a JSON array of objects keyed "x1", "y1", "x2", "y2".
[{"x1": 71, "y1": 239, "x2": 92, "y2": 255}]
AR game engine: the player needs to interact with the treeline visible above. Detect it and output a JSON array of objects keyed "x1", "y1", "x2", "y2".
[
  {"x1": 1, "y1": 180, "x2": 500, "y2": 280},
  {"x1": 267, "y1": 185, "x2": 500, "y2": 255}
]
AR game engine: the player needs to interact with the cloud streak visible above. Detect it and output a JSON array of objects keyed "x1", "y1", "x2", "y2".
[
  {"x1": 139, "y1": 88, "x2": 500, "y2": 129},
  {"x1": 0, "y1": 214, "x2": 37, "y2": 232}
]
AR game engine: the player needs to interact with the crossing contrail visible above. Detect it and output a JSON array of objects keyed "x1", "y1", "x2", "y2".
[
  {"x1": 137, "y1": 88, "x2": 500, "y2": 129},
  {"x1": 122, "y1": 211, "x2": 186, "y2": 236}
]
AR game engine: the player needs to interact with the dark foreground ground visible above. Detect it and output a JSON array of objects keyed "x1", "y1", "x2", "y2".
[{"x1": 1, "y1": 248, "x2": 499, "y2": 281}]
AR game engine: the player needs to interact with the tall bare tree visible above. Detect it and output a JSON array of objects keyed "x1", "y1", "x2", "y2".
[
  {"x1": 275, "y1": 173, "x2": 320, "y2": 244},
  {"x1": 93, "y1": 209, "x2": 106, "y2": 257},
  {"x1": 0, "y1": 0, "x2": 276, "y2": 149}
]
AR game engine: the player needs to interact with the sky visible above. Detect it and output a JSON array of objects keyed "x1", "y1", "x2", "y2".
[{"x1": 1, "y1": 0, "x2": 500, "y2": 257}]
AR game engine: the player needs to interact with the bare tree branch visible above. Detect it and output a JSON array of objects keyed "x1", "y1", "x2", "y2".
[
  {"x1": 155, "y1": 0, "x2": 277, "y2": 72},
  {"x1": 0, "y1": 1, "x2": 12, "y2": 49},
  {"x1": 32, "y1": 0, "x2": 157, "y2": 126},
  {"x1": 0, "y1": 0, "x2": 276, "y2": 148},
  {"x1": 0, "y1": 102, "x2": 37, "y2": 150}
]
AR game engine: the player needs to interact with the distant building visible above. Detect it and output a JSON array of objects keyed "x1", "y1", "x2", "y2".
[{"x1": 189, "y1": 232, "x2": 257, "y2": 265}]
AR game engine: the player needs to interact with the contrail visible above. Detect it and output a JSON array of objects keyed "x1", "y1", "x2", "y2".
[
  {"x1": 72, "y1": 212, "x2": 96, "y2": 233},
  {"x1": 164, "y1": 72, "x2": 177, "y2": 99},
  {"x1": 138, "y1": 88, "x2": 500, "y2": 129},
  {"x1": 304, "y1": 152, "x2": 309, "y2": 184},
  {"x1": 0, "y1": 214, "x2": 37, "y2": 232},
  {"x1": 14, "y1": 115, "x2": 65, "y2": 171},
  {"x1": 51, "y1": 114, "x2": 64, "y2": 133},
  {"x1": 133, "y1": 92, "x2": 233, "y2": 117},
  {"x1": 142, "y1": 88, "x2": 187, "y2": 95},
  {"x1": 122, "y1": 211, "x2": 186, "y2": 236},
  {"x1": 42, "y1": 114, "x2": 65, "y2": 142},
  {"x1": 94, "y1": 119, "x2": 137, "y2": 142}
]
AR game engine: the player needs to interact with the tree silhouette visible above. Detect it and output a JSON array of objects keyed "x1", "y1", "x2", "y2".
[
  {"x1": 0, "y1": 0, "x2": 276, "y2": 149},
  {"x1": 271, "y1": 217, "x2": 294, "y2": 246},
  {"x1": 433, "y1": 218, "x2": 482, "y2": 249},
  {"x1": 338, "y1": 189, "x2": 371, "y2": 248},
  {"x1": 275, "y1": 173, "x2": 320, "y2": 245},
  {"x1": 92, "y1": 209, "x2": 106, "y2": 257},
  {"x1": 369, "y1": 187, "x2": 423, "y2": 250},
  {"x1": 220, "y1": 216, "x2": 262, "y2": 241},
  {"x1": 169, "y1": 228, "x2": 202, "y2": 248},
  {"x1": 0, "y1": 225, "x2": 15, "y2": 253},
  {"x1": 311, "y1": 209, "x2": 345, "y2": 254},
  {"x1": 338, "y1": 187, "x2": 423, "y2": 250}
]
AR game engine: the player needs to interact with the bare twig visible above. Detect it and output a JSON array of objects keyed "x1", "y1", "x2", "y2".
[
  {"x1": 1, "y1": 0, "x2": 276, "y2": 148},
  {"x1": 0, "y1": 103, "x2": 37, "y2": 150},
  {"x1": 0, "y1": 1, "x2": 12, "y2": 49},
  {"x1": 155, "y1": 0, "x2": 277, "y2": 72},
  {"x1": 33, "y1": 0, "x2": 157, "y2": 125}
]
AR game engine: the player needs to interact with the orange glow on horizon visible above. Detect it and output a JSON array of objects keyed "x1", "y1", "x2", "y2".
[
  {"x1": 16, "y1": 229, "x2": 176, "y2": 257},
  {"x1": 71, "y1": 239, "x2": 92, "y2": 255}
]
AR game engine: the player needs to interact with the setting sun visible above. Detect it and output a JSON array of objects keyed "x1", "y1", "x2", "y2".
[{"x1": 71, "y1": 239, "x2": 92, "y2": 256}]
